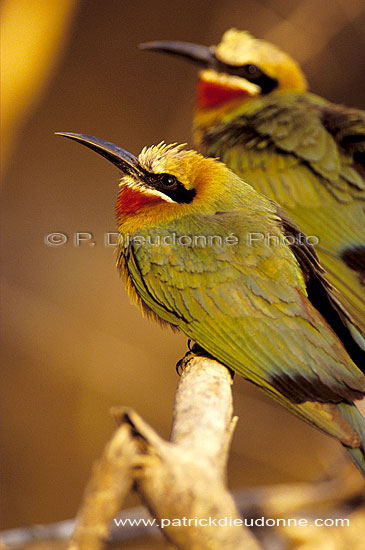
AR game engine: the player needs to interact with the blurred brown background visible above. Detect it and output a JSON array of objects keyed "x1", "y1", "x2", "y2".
[{"x1": 2, "y1": 0, "x2": 365, "y2": 533}]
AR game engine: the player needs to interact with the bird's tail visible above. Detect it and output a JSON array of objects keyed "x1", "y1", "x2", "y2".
[
  {"x1": 295, "y1": 399, "x2": 365, "y2": 477},
  {"x1": 337, "y1": 401, "x2": 365, "y2": 476},
  {"x1": 266, "y1": 389, "x2": 365, "y2": 477}
]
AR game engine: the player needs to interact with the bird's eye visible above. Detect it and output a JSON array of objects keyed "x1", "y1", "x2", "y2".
[
  {"x1": 161, "y1": 174, "x2": 177, "y2": 188},
  {"x1": 246, "y1": 64, "x2": 258, "y2": 74},
  {"x1": 228, "y1": 63, "x2": 262, "y2": 80}
]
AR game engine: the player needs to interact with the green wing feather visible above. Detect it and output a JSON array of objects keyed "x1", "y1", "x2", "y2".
[
  {"x1": 197, "y1": 91, "x2": 365, "y2": 333},
  {"x1": 119, "y1": 210, "x2": 365, "y2": 469}
]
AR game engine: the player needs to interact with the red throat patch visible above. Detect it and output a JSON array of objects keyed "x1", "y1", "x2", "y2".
[
  {"x1": 116, "y1": 186, "x2": 163, "y2": 217},
  {"x1": 196, "y1": 78, "x2": 248, "y2": 109}
]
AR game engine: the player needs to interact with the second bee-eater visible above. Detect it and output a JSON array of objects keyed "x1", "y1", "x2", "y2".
[
  {"x1": 58, "y1": 132, "x2": 365, "y2": 475},
  {"x1": 141, "y1": 29, "x2": 365, "y2": 338}
]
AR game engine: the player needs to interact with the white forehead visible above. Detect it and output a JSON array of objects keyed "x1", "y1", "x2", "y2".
[{"x1": 138, "y1": 142, "x2": 187, "y2": 173}]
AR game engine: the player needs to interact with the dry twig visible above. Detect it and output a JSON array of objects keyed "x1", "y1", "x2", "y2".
[{"x1": 67, "y1": 355, "x2": 261, "y2": 550}]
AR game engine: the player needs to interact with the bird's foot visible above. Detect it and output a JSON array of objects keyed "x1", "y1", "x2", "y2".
[{"x1": 176, "y1": 341, "x2": 218, "y2": 376}]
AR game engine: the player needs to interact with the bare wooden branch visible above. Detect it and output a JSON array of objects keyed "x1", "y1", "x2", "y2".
[
  {"x1": 136, "y1": 357, "x2": 257, "y2": 550},
  {"x1": 1, "y1": 464, "x2": 363, "y2": 549},
  {"x1": 2, "y1": 354, "x2": 363, "y2": 550},
  {"x1": 68, "y1": 421, "x2": 138, "y2": 550},
  {"x1": 171, "y1": 357, "x2": 237, "y2": 474},
  {"x1": 66, "y1": 355, "x2": 262, "y2": 550}
]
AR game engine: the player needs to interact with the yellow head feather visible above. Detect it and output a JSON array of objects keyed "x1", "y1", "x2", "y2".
[
  {"x1": 138, "y1": 141, "x2": 213, "y2": 191},
  {"x1": 214, "y1": 29, "x2": 308, "y2": 92}
]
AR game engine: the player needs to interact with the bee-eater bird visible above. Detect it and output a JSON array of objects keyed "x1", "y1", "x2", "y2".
[
  {"x1": 140, "y1": 29, "x2": 365, "y2": 339},
  {"x1": 57, "y1": 132, "x2": 365, "y2": 474}
]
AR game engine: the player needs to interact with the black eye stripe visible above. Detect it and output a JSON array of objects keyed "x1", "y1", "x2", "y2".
[
  {"x1": 146, "y1": 172, "x2": 196, "y2": 204},
  {"x1": 212, "y1": 57, "x2": 278, "y2": 95}
]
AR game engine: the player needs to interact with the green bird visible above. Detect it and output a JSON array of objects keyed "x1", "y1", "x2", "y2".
[
  {"x1": 58, "y1": 132, "x2": 365, "y2": 474},
  {"x1": 140, "y1": 29, "x2": 365, "y2": 339}
]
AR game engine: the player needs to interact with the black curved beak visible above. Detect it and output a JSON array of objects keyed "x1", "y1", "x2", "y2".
[
  {"x1": 55, "y1": 132, "x2": 144, "y2": 177},
  {"x1": 139, "y1": 40, "x2": 214, "y2": 68}
]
